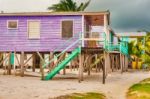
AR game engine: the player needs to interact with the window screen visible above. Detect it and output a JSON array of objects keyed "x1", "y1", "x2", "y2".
[{"x1": 62, "y1": 20, "x2": 73, "y2": 38}]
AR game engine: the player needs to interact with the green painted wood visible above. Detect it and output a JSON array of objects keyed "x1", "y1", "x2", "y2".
[
  {"x1": 10, "y1": 53, "x2": 14, "y2": 65},
  {"x1": 44, "y1": 47, "x2": 81, "y2": 80}
]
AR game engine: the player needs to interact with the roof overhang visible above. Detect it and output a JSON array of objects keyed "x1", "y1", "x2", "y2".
[
  {"x1": 115, "y1": 32, "x2": 147, "y2": 38},
  {"x1": 0, "y1": 11, "x2": 110, "y2": 16}
]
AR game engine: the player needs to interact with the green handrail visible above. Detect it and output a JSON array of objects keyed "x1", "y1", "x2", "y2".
[
  {"x1": 44, "y1": 32, "x2": 81, "y2": 61},
  {"x1": 43, "y1": 39, "x2": 81, "y2": 68}
]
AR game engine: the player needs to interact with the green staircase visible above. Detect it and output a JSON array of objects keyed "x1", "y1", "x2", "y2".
[{"x1": 44, "y1": 47, "x2": 81, "y2": 80}]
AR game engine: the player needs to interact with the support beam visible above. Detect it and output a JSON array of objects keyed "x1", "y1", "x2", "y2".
[
  {"x1": 49, "y1": 52, "x2": 54, "y2": 72},
  {"x1": 13, "y1": 52, "x2": 16, "y2": 75},
  {"x1": 23, "y1": 54, "x2": 33, "y2": 66},
  {"x1": 32, "y1": 53, "x2": 36, "y2": 72},
  {"x1": 120, "y1": 53, "x2": 123, "y2": 73},
  {"x1": 0, "y1": 52, "x2": 11, "y2": 66},
  {"x1": 37, "y1": 52, "x2": 45, "y2": 62},
  {"x1": 87, "y1": 54, "x2": 91, "y2": 75},
  {"x1": 125, "y1": 56, "x2": 128, "y2": 71},
  {"x1": 39, "y1": 53, "x2": 44, "y2": 80},
  {"x1": 20, "y1": 51, "x2": 24, "y2": 77},
  {"x1": 78, "y1": 53, "x2": 84, "y2": 82},
  {"x1": 15, "y1": 53, "x2": 20, "y2": 66},
  {"x1": 103, "y1": 51, "x2": 107, "y2": 84},
  {"x1": 7, "y1": 52, "x2": 11, "y2": 75}
]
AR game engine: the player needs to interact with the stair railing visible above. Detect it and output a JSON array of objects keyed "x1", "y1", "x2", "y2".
[
  {"x1": 42, "y1": 35, "x2": 81, "y2": 68},
  {"x1": 44, "y1": 32, "x2": 81, "y2": 61}
]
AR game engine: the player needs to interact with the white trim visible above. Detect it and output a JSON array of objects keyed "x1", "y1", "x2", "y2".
[
  {"x1": 27, "y1": 20, "x2": 41, "y2": 39},
  {"x1": 104, "y1": 14, "x2": 109, "y2": 41},
  {"x1": 60, "y1": 19, "x2": 74, "y2": 39},
  {"x1": 81, "y1": 15, "x2": 84, "y2": 47},
  {"x1": 7, "y1": 20, "x2": 18, "y2": 29}
]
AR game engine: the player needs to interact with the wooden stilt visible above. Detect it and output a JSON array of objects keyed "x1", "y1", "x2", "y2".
[
  {"x1": 20, "y1": 51, "x2": 24, "y2": 77},
  {"x1": 125, "y1": 56, "x2": 128, "y2": 71},
  {"x1": 95, "y1": 54, "x2": 98, "y2": 73},
  {"x1": 70, "y1": 60, "x2": 73, "y2": 71},
  {"x1": 120, "y1": 53, "x2": 123, "y2": 73},
  {"x1": 40, "y1": 53, "x2": 44, "y2": 80},
  {"x1": 13, "y1": 51, "x2": 16, "y2": 75},
  {"x1": 103, "y1": 51, "x2": 107, "y2": 84},
  {"x1": 87, "y1": 54, "x2": 91, "y2": 75},
  {"x1": 107, "y1": 53, "x2": 111, "y2": 74},
  {"x1": 123, "y1": 55, "x2": 125, "y2": 72},
  {"x1": 32, "y1": 53, "x2": 36, "y2": 72},
  {"x1": 63, "y1": 68, "x2": 66, "y2": 75},
  {"x1": 7, "y1": 52, "x2": 11, "y2": 75},
  {"x1": 78, "y1": 53, "x2": 84, "y2": 82},
  {"x1": 49, "y1": 52, "x2": 54, "y2": 72},
  {"x1": 111, "y1": 55, "x2": 115, "y2": 72}
]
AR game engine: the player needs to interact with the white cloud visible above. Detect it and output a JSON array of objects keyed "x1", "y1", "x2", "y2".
[
  {"x1": 0, "y1": 0, "x2": 59, "y2": 12},
  {"x1": 0, "y1": 0, "x2": 149, "y2": 32}
]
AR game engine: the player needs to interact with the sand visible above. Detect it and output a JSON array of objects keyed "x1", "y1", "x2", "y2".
[{"x1": 0, "y1": 70, "x2": 150, "y2": 99}]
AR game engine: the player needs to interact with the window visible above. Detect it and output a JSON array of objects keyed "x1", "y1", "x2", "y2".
[
  {"x1": 28, "y1": 21, "x2": 40, "y2": 39},
  {"x1": 7, "y1": 20, "x2": 18, "y2": 29},
  {"x1": 62, "y1": 20, "x2": 73, "y2": 38}
]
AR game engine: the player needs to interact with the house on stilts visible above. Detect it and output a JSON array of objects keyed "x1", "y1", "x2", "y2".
[{"x1": 0, "y1": 11, "x2": 129, "y2": 84}]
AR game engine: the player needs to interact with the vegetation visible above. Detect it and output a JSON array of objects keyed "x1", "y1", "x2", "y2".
[
  {"x1": 48, "y1": 0, "x2": 91, "y2": 12},
  {"x1": 128, "y1": 32, "x2": 150, "y2": 68},
  {"x1": 52, "y1": 92, "x2": 106, "y2": 99},
  {"x1": 127, "y1": 78, "x2": 150, "y2": 99}
]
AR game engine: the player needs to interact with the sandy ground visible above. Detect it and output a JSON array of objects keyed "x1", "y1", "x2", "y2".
[{"x1": 0, "y1": 70, "x2": 150, "y2": 99}]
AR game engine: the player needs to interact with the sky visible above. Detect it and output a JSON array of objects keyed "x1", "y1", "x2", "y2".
[{"x1": 0, "y1": 0, "x2": 150, "y2": 32}]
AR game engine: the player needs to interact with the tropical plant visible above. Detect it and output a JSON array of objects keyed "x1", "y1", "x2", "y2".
[
  {"x1": 128, "y1": 38, "x2": 143, "y2": 68},
  {"x1": 48, "y1": 0, "x2": 91, "y2": 11},
  {"x1": 143, "y1": 32, "x2": 150, "y2": 66},
  {"x1": 128, "y1": 32, "x2": 150, "y2": 68}
]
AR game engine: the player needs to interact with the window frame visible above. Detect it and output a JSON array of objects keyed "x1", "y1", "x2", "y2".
[
  {"x1": 7, "y1": 20, "x2": 18, "y2": 29},
  {"x1": 61, "y1": 19, "x2": 74, "y2": 39},
  {"x1": 27, "y1": 20, "x2": 41, "y2": 39}
]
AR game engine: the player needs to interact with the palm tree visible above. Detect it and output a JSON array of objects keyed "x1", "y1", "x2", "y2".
[{"x1": 48, "y1": 0, "x2": 91, "y2": 11}]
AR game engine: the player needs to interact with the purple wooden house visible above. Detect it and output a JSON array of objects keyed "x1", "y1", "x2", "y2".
[
  {"x1": 0, "y1": 11, "x2": 110, "y2": 52},
  {"x1": 0, "y1": 11, "x2": 111, "y2": 80}
]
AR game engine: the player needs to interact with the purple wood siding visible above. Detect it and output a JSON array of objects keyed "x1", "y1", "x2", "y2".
[{"x1": 0, "y1": 15, "x2": 82, "y2": 52}]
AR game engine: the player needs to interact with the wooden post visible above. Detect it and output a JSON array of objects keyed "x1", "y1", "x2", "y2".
[
  {"x1": 103, "y1": 51, "x2": 107, "y2": 84},
  {"x1": 116, "y1": 54, "x2": 120, "y2": 70},
  {"x1": 87, "y1": 54, "x2": 91, "y2": 75},
  {"x1": 111, "y1": 55, "x2": 115, "y2": 72},
  {"x1": 70, "y1": 60, "x2": 73, "y2": 71},
  {"x1": 125, "y1": 56, "x2": 128, "y2": 71},
  {"x1": 40, "y1": 53, "x2": 44, "y2": 80},
  {"x1": 95, "y1": 54, "x2": 98, "y2": 73},
  {"x1": 49, "y1": 52, "x2": 54, "y2": 72},
  {"x1": 78, "y1": 53, "x2": 84, "y2": 82},
  {"x1": 32, "y1": 53, "x2": 36, "y2": 72},
  {"x1": 7, "y1": 52, "x2": 11, "y2": 75},
  {"x1": 120, "y1": 53, "x2": 123, "y2": 73},
  {"x1": 123, "y1": 55, "x2": 125, "y2": 72},
  {"x1": 62, "y1": 53, "x2": 66, "y2": 75},
  {"x1": 14, "y1": 52, "x2": 16, "y2": 75},
  {"x1": 20, "y1": 51, "x2": 24, "y2": 77},
  {"x1": 106, "y1": 52, "x2": 111, "y2": 74}
]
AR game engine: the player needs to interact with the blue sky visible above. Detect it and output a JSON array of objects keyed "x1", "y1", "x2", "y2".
[{"x1": 0, "y1": 0, "x2": 149, "y2": 32}]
